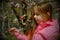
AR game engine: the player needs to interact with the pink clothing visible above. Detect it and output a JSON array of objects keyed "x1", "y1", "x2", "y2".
[{"x1": 13, "y1": 19, "x2": 59, "y2": 40}]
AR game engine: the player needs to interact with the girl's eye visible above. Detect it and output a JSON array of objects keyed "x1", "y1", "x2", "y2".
[
  {"x1": 36, "y1": 14, "x2": 39, "y2": 16},
  {"x1": 35, "y1": 13, "x2": 40, "y2": 16}
]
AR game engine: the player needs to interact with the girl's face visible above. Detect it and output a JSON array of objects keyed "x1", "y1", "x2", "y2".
[
  {"x1": 33, "y1": 5, "x2": 50, "y2": 24},
  {"x1": 34, "y1": 13, "x2": 42, "y2": 24},
  {"x1": 34, "y1": 6, "x2": 50, "y2": 24},
  {"x1": 34, "y1": 13, "x2": 50, "y2": 24},
  {"x1": 33, "y1": 6, "x2": 43, "y2": 24}
]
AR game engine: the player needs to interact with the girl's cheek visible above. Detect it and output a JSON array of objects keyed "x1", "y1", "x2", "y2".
[
  {"x1": 37, "y1": 16, "x2": 42, "y2": 20},
  {"x1": 34, "y1": 15, "x2": 40, "y2": 21}
]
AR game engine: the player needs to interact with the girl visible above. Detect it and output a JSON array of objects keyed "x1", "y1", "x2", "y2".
[{"x1": 9, "y1": 3, "x2": 59, "y2": 40}]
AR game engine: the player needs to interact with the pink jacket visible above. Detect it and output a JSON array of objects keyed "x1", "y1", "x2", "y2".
[{"x1": 13, "y1": 19, "x2": 59, "y2": 40}]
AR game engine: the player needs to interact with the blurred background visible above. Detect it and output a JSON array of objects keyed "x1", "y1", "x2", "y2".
[{"x1": 0, "y1": 0, "x2": 60, "y2": 40}]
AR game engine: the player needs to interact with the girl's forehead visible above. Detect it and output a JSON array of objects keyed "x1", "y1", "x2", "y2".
[
  {"x1": 34, "y1": 5, "x2": 38, "y2": 9},
  {"x1": 34, "y1": 5, "x2": 40, "y2": 9},
  {"x1": 34, "y1": 5, "x2": 43, "y2": 12}
]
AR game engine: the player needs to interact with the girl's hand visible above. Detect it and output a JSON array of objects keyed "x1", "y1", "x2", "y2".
[{"x1": 9, "y1": 27, "x2": 28, "y2": 40}]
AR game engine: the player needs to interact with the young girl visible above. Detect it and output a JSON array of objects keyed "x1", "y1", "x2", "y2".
[{"x1": 9, "y1": 3, "x2": 59, "y2": 40}]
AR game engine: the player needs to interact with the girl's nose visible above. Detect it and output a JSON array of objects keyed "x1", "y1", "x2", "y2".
[{"x1": 34, "y1": 15, "x2": 37, "y2": 18}]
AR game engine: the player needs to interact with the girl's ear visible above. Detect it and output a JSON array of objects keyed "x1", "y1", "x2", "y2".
[{"x1": 47, "y1": 12, "x2": 50, "y2": 16}]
